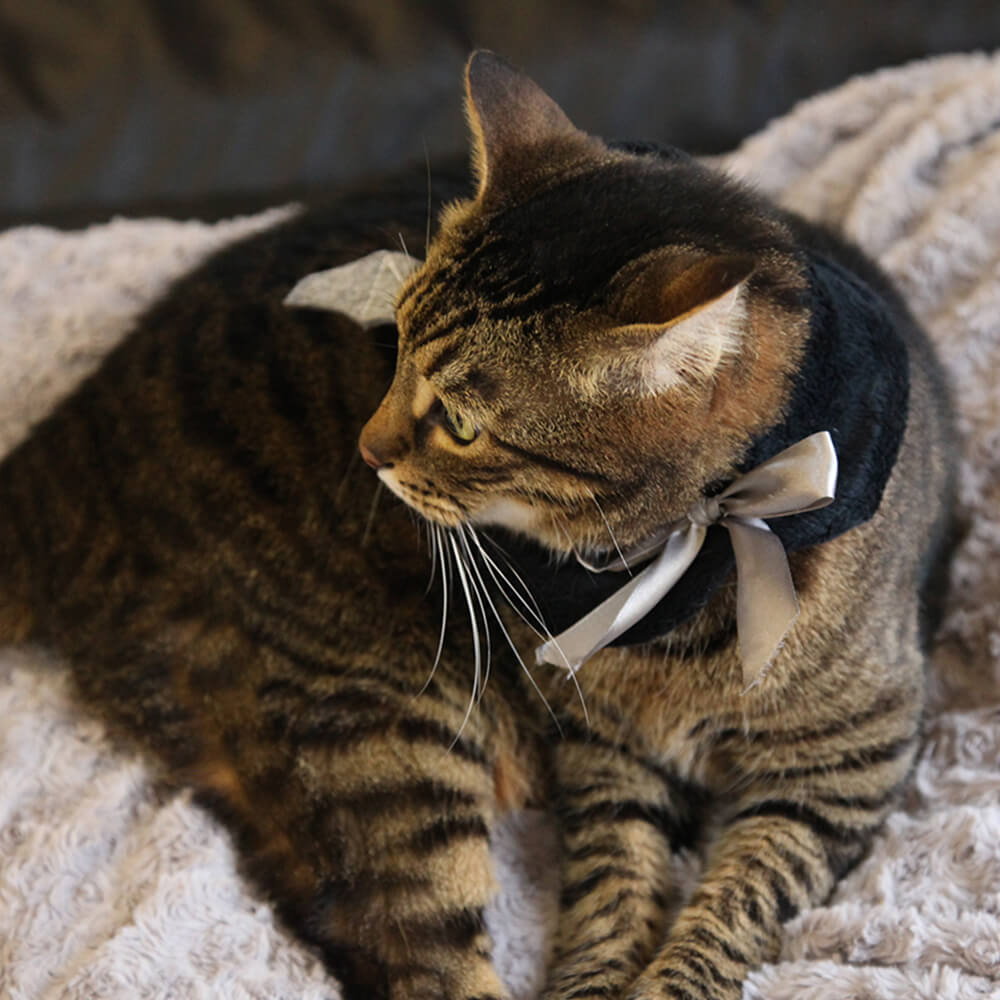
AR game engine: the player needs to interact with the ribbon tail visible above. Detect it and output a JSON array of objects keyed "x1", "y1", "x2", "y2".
[
  {"x1": 537, "y1": 523, "x2": 705, "y2": 672},
  {"x1": 727, "y1": 517, "x2": 799, "y2": 687}
]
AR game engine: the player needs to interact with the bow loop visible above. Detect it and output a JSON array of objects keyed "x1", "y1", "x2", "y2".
[
  {"x1": 537, "y1": 431, "x2": 839, "y2": 687},
  {"x1": 714, "y1": 431, "x2": 838, "y2": 522}
]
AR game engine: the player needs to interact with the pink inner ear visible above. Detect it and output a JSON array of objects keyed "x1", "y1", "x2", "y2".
[
  {"x1": 464, "y1": 50, "x2": 589, "y2": 192},
  {"x1": 624, "y1": 253, "x2": 757, "y2": 327}
]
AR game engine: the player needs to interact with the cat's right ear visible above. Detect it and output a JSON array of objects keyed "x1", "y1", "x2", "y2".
[
  {"x1": 464, "y1": 50, "x2": 593, "y2": 197},
  {"x1": 593, "y1": 252, "x2": 757, "y2": 396}
]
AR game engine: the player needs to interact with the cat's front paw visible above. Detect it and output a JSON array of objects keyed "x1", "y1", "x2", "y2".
[{"x1": 626, "y1": 950, "x2": 746, "y2": 1000}]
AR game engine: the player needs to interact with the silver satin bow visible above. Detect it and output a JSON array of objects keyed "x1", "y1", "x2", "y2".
[{"x1": 536, "y1": 432, "x2": 838, "y2": 686}]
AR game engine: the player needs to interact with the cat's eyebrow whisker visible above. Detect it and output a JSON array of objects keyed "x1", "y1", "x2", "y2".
[
  {"x1": 459, "y1": 526, "x2": 563, "y2": 733},
  {"x1": 422, "y1": 136, "x2": 432, "y2": 254},
  {"x1": 397, "y1": 232, "x2": 413, "y2": 266},
  {"x1": 590, "y1": 491, "x2": 632, "y2": 577}
]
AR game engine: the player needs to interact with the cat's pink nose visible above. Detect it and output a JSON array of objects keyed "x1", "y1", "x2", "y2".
[
  {"x1": 359, "y1": 409, "x2": 403, "y2": 469},
  {"x1": 360, "y1": 441, "x2": 383, "y2": 470}
]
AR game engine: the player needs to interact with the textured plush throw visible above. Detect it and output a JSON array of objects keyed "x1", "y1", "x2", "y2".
[{"x1": 2, "y1": 52, "x2": 1000, "y2": 999}]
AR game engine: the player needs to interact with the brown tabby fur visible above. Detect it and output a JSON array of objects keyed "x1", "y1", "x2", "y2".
[{"x1": 0, "y1": 52, "x2": 955, "y2": 1000}]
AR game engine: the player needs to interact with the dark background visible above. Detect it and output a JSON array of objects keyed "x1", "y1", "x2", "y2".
[{"x1": 2, "y1": 0, "x2": 998, "y2": 228}]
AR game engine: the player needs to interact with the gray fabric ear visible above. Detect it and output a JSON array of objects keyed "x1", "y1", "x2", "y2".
[{"x1": 283, "y1": 250, "x2": 420, "y2": 328}]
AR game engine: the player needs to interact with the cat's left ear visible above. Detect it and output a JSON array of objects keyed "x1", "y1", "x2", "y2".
[
  {"x1": 464, "y1": 50, "x2": 596, "y2": 196},
  {"x1": 596, "y1": 252, "x2": 756, "y2": 395}
]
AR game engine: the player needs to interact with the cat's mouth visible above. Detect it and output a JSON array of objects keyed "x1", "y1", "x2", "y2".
[
  {"x1": 384, "y1": 473, "x2": 577, "y2": 553},
  {"x1": 378, "y1": 466, "x2": 632, "y2": 565},
  {"x1": 378, "y1": 469, "x2": 467, "y2": 527}
]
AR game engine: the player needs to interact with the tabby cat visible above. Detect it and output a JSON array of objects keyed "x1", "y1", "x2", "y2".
[{"x1": 0, "y1": 51, "x2": 955, "y2": 1000}]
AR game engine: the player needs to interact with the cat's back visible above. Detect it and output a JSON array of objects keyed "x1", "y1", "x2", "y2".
[{"x1": 0, "y1": 172, "x2": 467, "y2": 655}]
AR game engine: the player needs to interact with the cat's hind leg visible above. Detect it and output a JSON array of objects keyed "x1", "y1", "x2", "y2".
[
  {"x1": 72, "y1": 615, "x2": 519, "y2": 1000},
  {"x1": 197, "y1": 662, "x2": 517, "y2": 1000}
]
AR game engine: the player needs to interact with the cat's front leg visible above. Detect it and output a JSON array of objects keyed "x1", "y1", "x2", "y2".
[
  {"x1": 541, "y1": 721, "x2": 706, "y2": 1000},
  {"x1": 626, "y1": 808, "x2": 840, "y2": 999},
  {"x1": 625, "y1": 713, "x2": 921, "y2": 1000}
]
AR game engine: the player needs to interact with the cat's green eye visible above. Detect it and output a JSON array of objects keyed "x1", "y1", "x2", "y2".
[{"x1": 443, "y1": 404, "x2": 479, "y2": 443}]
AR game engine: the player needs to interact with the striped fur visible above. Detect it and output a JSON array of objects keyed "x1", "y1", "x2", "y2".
[
  {"x1": 0, "y1": 175, "x2": 551, "y2": 1000},
  {"x1": 0, "y1": 53, "x2": 955, "y2": 1000}
]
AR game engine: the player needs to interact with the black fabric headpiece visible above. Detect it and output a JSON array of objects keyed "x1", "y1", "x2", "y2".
[{"x1": 483, "y1": 248, "x2": 910, "y2": 647}]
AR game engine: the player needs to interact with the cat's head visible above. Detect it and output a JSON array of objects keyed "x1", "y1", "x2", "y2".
[{"x1": 360, "y1": 51, "x2": 810, "y2": 559}]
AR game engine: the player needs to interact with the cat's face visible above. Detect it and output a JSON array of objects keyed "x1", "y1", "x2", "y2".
[{"x1": 360, "y1": 52, "x2": 808, "y2": 559}]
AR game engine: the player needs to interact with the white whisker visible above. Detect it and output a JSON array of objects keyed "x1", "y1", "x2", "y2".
[
  {"x1": 456, "y1": 530, "x2": 497, "y2": 703},
  {"x1": 362, "y1": 482, "x2": 383, "y2": 546},
  {"x1": 462, "y1": 525, "x2": 578, "y2": 731},
  {"x1": 590, "y1": 492, "x2": 631, "y2": 577},
  {"x1": 448, "y1": 531, "x2": 483, "y2": 745},
  {"x1": 477, "y1": 531, "x2": 551, "y2": 630},
  {"x1": 335, "y1": 450, "x2": 361, "y2": 509},
  {"x1": 473, "y1": 530, "x2": 584, "y2": 692},
  {"x1": 471, "y1": 535, "x2": 547, "y2": 639},
  {"x1": 474, "y1": 528, "x2": 590, "y2": 727},
  {"x1": 455, "y1": 530, "x2": 492, "y2": 702},
  {"x1": 419, "y1": 524, "x2": 451, "y2": 695},
  {"x1": 424, "y1": 520, "x2": 438, "y2": 597}
]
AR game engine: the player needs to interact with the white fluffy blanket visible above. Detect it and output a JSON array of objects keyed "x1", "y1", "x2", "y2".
[{"x1": 2, "y1": 52, "x2": 1000, "y2": 1000}]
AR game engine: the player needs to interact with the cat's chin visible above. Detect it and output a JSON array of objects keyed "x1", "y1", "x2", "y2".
[
  {"x1": 471, "y1": 497, "x2": 540, "y2": 536},
  {"x1": 470, "y1": 498, "x2": 576, "y2": 555}
]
